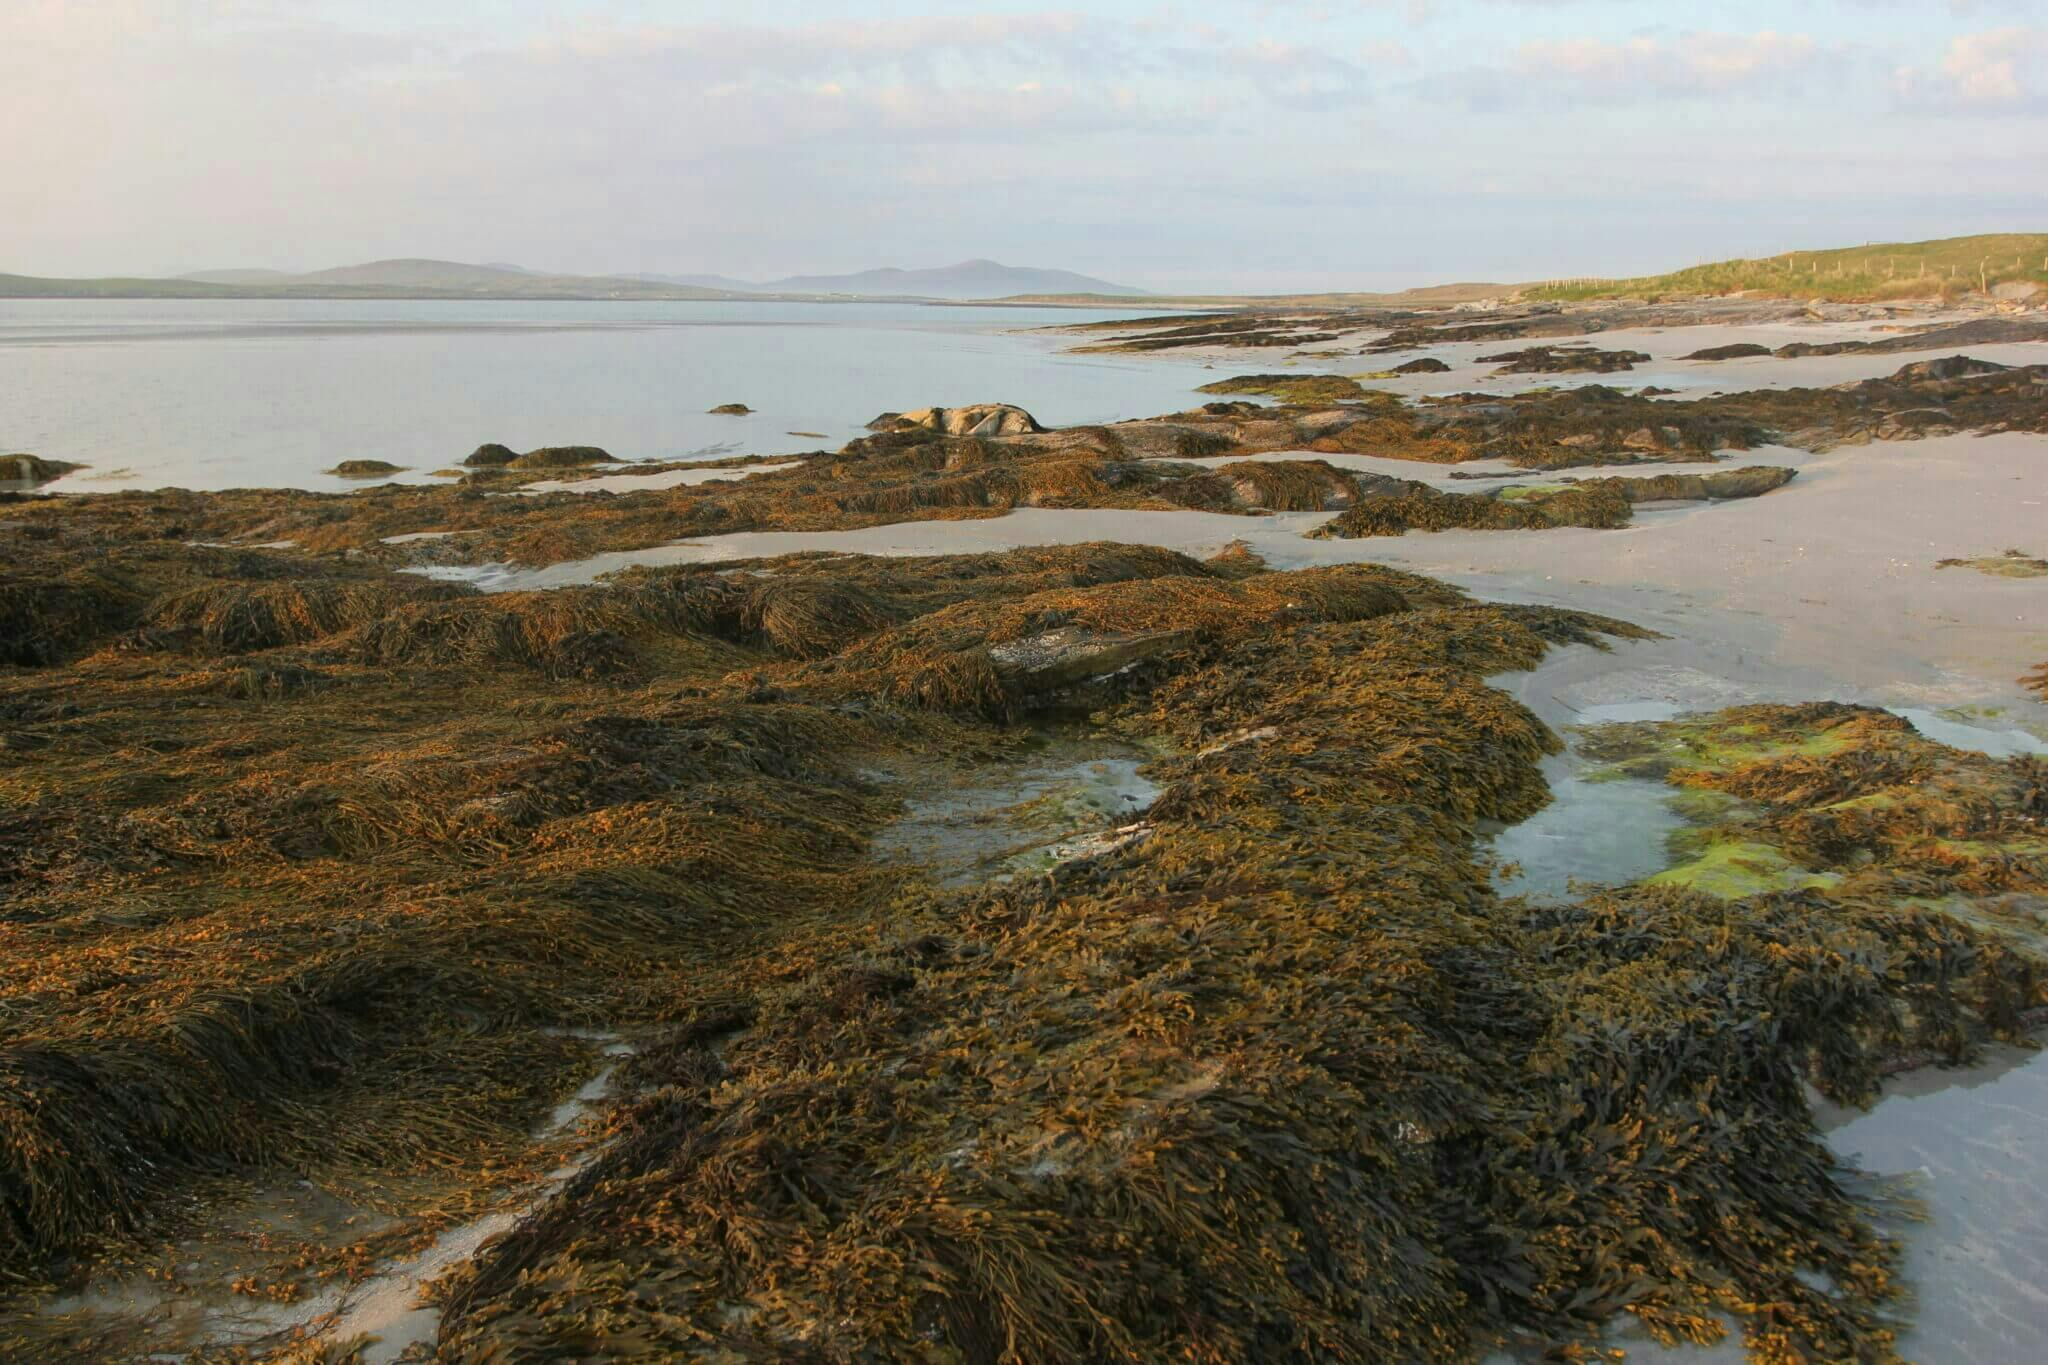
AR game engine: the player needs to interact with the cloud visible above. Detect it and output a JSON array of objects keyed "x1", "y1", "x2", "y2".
[
  {"x1": 1511, "y1": 30, "x2": 1821, "y2": 98},
  {"x1": 1894, "y1": 26, "x2": 2048, "y2": 107}
]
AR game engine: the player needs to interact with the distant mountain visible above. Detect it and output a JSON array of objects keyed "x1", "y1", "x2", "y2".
[
  {"x1": 179, "y1": 268, "x2": 298, "y2": 285},
  {"x1": 760, "y1": 259, "x2": 1143, "y2": 298},
  {"x1": 292, "y1": 258, "x2": 560, "y2": 289},
  {"x1": 631, "y1": 260, "x2": 1142, "y2": 298},
  {"x1": 632, "y1": 272, "x2": 768, "y2": 293},
  {"x1": 7, "y1": 256, "x2": 1143, "y2": 302}
]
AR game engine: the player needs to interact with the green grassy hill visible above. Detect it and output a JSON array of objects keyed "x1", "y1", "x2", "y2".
[{"x1": 1530, "y1": 234, "x2": 2048, "y2": 303}]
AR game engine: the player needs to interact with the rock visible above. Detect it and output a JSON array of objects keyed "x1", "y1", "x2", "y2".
[
  {"x1": 0, "y1": 453, "x2": 84, "y2": 486},
  {"x1": 1889, "y1": 355, "x2": 2010, "y2": 384},
  {"x1": 1588, "y1": 466, "x2": 1797, "y2": 504},
  {"x1": 885, "y1": 404, "x2": 1044, "y2": 438},
  {"x1": 463, "y1": 443, "x2": 519, "y2": 468},
  {"x1": 1874, "y1": 409, "x2": 1959, "y2": 441},
  {"x1": 987, "y1": 627, "x2": 1193, "y2": 689},
  {"x1": 1478, "y1": 345, "x2": 1651, "y2": 375},
  {"x1": 505, "y1": 446, "x2": 620, "y2": 470},
  {"x1": 327, "y1": 459, "x2": 406, "y2": 479},
  {"x1": 1391, "y1": 357, "x2": 1452, "y2": 374},
  {"x1": 1683, "y1": 343, "x2": 1773, "y2": 361},
  {"x1": 708, "y1": 403, "x2": 753, "y2": 415},
  {"x1": 1992, "y1": 281, "x2": 2045, "y2": 304}
]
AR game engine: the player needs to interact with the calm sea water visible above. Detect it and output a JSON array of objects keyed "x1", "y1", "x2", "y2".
[{"x1": 0, "y1": 299, "x2": 1223, "y2": 492}]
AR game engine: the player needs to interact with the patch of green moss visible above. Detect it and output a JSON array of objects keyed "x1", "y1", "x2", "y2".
[{"x1": 1648, "y1": 838, "x2": 1841, "y2": 899}]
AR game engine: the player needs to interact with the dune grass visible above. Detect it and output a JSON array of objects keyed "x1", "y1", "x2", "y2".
[{"x1": 1530, "y1": 233, "x2": 2048, "y2": 303}]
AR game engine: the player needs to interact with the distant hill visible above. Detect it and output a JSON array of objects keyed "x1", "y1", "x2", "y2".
[
  {"x1": 632, "y1": 272, "x2": 771, "y2": 293},
  {"x1": 1529, "y1": 233, "x2": 2048, "y2": 304},
  {"x1": 634, "y1": 259, "x2": 1144, "y2": 298},
  {"x1": 292, "y1": 258, "x2": 551, "y2": 289},
  {"x1": 756, "y1": 259, "x2": 1142, "y2": 298},
  {"x1": 179, "y1": 268, "x2": 298, "y2": 285},
  {"x1": 11, "y1": 256, "x2": 1143, "y2": 302},
  {"x1": 2, "y1": 260, "x2": 752, "y2": 301}
]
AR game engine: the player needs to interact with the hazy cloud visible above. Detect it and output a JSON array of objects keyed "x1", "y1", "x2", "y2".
[
  {"x1": 0, "y1": 1, "x2": 2041, "y2": 290},
  {"x1": 1895, "y1": 26, "x2": 2048, "y2": 107}
]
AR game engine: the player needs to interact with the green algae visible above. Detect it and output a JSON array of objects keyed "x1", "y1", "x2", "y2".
[
  {"x1": 1936, "y1": 551, "x2": 2048, "y2": 578},
  {"x1": 1648, "y1": 837, "x2": 1842, "y2": 898}
]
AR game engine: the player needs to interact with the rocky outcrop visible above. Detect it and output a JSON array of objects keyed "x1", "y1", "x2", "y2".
[
  {"x1": 870, "y1": 404, "x2": 1044, "y2": 438},
  {"x1": 987, "y1": 626, "x2": 1194, "y2": 690},
  {"x1": 0, "y1": 454, "x2": 84, "y2": 486},
  {"x1": 463, "y1": 443, "x2": 519, "y2": 468},
  {"x1": 1479, "y1": 345, "x2": 1652, "y2": 374},
  {"x1": 327, "y1": 460, "x2": 406, "y2": 479},
  {"x1": 462, "y1": 444, "x2": 620, "y2": 472},
  {"x1": 1775, "y1": 318, "x2": 2048, "y2": 359},
  {"x1": 1594, "y1": 466, "x2": 1798, "y2": 502},
  {"x1": 507, "y1": 446, "x2": 620, "y2": 471},
  {"x1": 1887, "y1": 355, "x2": 2009, "y2": 383},
  {"x1": 1683, "y1": 343, "x2": 1773, "y2": 361}
]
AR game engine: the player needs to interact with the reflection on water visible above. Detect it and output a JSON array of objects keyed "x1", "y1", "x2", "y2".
[{"x1": 0, "y1": 299, "x2": 1220, "y2": 493}]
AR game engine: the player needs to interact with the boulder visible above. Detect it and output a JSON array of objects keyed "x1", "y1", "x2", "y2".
[
  {"x1": 1391, "y1": 357, "x2": 1452, "y2": 374},
  {"x1": 506, "y1": 446, "x2": 620, "y2": 471},
  {"x1": 987, "y1": 627, "x2": 1192, "y2": 690},
  {"x1": 327, "y1": 459, "x2": 406, "y2": 479},
  {"x1": 463, "y1": 443, "x2": 519, "y2": 468},
  {"x1": 708, "y1": 403, "x2": 753, "y2": 415},
  {"x1": 887, "y1": 404, "x2": 1044, "y2": 438}
]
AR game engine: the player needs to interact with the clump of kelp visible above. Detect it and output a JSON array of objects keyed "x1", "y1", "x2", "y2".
[
  {"x1": 7, "y1": 512, "x2": 2047, "y2": 1359},
  {"x1": 420, "y1": 601, "x2": 2048, "y2": 1364},
  {"x1": 1311, "y1": 466, "x2": 1796, "y2": 539}
]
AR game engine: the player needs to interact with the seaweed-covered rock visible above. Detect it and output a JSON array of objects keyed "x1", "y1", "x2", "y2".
[
  {"x1": 1197, "y1": 373, "x2": 1371, "y2": 404},
  {"x1": 1597, "y1": 465, "x2": 1798, "y2": 502},
  {"x1": 0, "y1": 454, "x2": 84, "y2": 486},
  {"x1": 1683, "y1": 343, "x2": 1773, "y2": 361},
  {"x1": 1889, "y1": 355, "x2": 2009, "y2": 383},
  {"x1": 326, "y1": 459, "x2": 406, "y2": 479},
  {"x1": 507, "y1": 446, "x2": 619, "y2": 471},
  {"x1": 986, "y1": 626, "x2": 1195, "y2": 689},
  {"x1": 1479, "y1": 345, "x2": 1652, "y2": 374},
  {"x1": 463, "y1": 443, "x2": 519, "y2": 468},
  {"x1": 708, "y1": 403, "x2": 753, "y2": 415},
  {"x1": 1391, "y1": 357, "x2": 1452, "y2": 374}
]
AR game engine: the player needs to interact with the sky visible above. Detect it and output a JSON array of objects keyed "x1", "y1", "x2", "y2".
[{"x1": 2, "y1": 0, "x2": 2043, "y2": 293}]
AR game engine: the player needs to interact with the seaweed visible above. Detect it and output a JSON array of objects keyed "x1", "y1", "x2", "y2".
[
  {"x1": 1196, "y1": 373, "x2": 1373, "y2": 404},
  {"x1": 1310, "y1": 483, "x2": 1634, "y2": 538}
]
